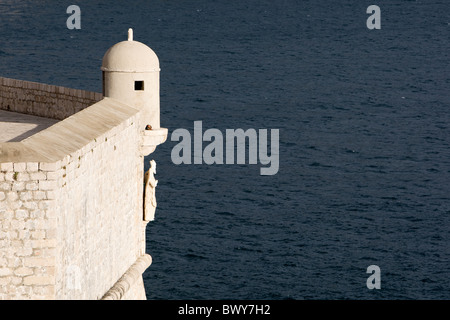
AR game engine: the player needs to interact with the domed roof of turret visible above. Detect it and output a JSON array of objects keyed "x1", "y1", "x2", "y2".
[{"x1": 101, "y1": 29, "x2": 160, "y2": 73}]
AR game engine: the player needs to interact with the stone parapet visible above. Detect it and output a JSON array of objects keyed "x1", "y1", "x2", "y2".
[{"x1": 0, "y1": 76, "x2": 102, "y2": 120}]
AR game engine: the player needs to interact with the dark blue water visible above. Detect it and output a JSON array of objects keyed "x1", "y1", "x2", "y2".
[{"x1": 0, "y1": 0, "x2": 449, "y2": 299}]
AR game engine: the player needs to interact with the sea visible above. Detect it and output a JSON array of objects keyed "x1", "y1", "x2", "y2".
[{"x1": 0, "y1": 0, "x2": 449, "y2": 300}]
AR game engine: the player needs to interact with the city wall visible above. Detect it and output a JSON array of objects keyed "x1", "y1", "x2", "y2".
[{"x1": 0, "y1": 82, "x2": 151, "y2": 299}]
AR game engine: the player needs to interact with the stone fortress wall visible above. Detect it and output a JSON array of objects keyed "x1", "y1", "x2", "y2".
[
  {"x1": 0, "y1": 76, "x2": 102, "y2": 120},
  {"x1": 0, "y1": 88, "x2": 150, "y2": 299},
  {"x1": 0, "y1": 29, "x2": 166, "y2": 299}
]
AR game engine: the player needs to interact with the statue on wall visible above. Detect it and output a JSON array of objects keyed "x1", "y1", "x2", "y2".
[{"x1": 144, "y1": 160, "x2": 158, "y2": 221}]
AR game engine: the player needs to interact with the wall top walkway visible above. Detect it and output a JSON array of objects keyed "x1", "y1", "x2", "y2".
[
  {"x1": 0, "y1": 110, "x2": 59, "y2": 143},
  {"x1": 0, "y1": 97, "x2": 139, "y2": 164}
]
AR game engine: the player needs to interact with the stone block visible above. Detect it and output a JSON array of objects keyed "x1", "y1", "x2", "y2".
[
  {"x1": 30, "y1": 172, "x2": 46, "y2": 181},
  {"x1": 9, "y1": 200, "x2": 23, "y2": 210},
  {"x1": 39, "y1": 162, "x2": 61, "y2": 172},
  {"x1": 17, "y1": 229, "x2": 30, "y2": 240},
  {"x1": 39, "y1": 180, "x2": 57, "y2": 191},
  {"x1": 23, "y1": 202, "x2": 38, "y2": 210},
  {"x1": 0, "y1": 268, "x2": 12, "y2": 277},
  {"x1": 13, "y1": 163, "x2": 27, "y2": 172},
  {"x1": 12, "y1": 182, "x2": 25, "y2": 191},
  {"x1": 14, "y1": 267, "x2": 33, "y2": 277},
  {"x1": 23, "y1": 275, "x2": 54, "y2": 286},
  {"x1": 15, "y1": 246, "x2": 33, "y2": 257},
  {"x1": 26, "y1": 163, "x2": 39, "y2": 172},
  {"x1": 34, "y1": 218, "x2": 56, "y2": 230},
  {"x1": 24, "y1": 257, "x2": 55, "y2": 267},
  {"x1": 26, "y1": 182, "x2": 38, "y2": 191},
  {"x1": 38, "y1": 200, "x2": 54, "y2": 210},
  {"x1": 46, "y1": 170, "x2": 61, "y2": 181},
  {"x1": 4, "y1": 172, "x2": 15, "y2": 182},
  {"x1": 16, "y1": 173, "x2": 30, "y2": 182},
  {"x1": 15, "y1": 209, "x2": 28, "y2": 219},
  {"x1": 0, "y1": 182, "x2": 11, "y2": 191},
  {"x1": 45, "y1": 229, "x2": 56, "y2": 239},
  {"x1": 31, "y1": 239, "x2": 57, "y2": 248},
  {"x1": 7, "y1": 191, "x2": 18, "y2": 201},
  {"x1": 19, "y1": 191, "x2": 32, "y2": 201},
  {"x1": 10, "y1": 219, "x2": 25, "y2": 230},
  {"x1": 29, "y1": 210, "x2": 44, "y2": 219},
  {"x1": 10, "y1": 276, "x2": 22, "y2": 286},
  {"x1": 46, "y1": 190, "x2": 56, "y2": 200},
  {"x1": 33, "y1": 191, "x2": 47, "y2": 200},
  {"x1": 0, "y1": 210, "x2": 13, "y2": 219},
  {"x1": 31, "y1": 230, "x2": 46, "y2": 240},
  {"x1": 0, "y1": 163, "x2": 13, "y2": 172}
]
